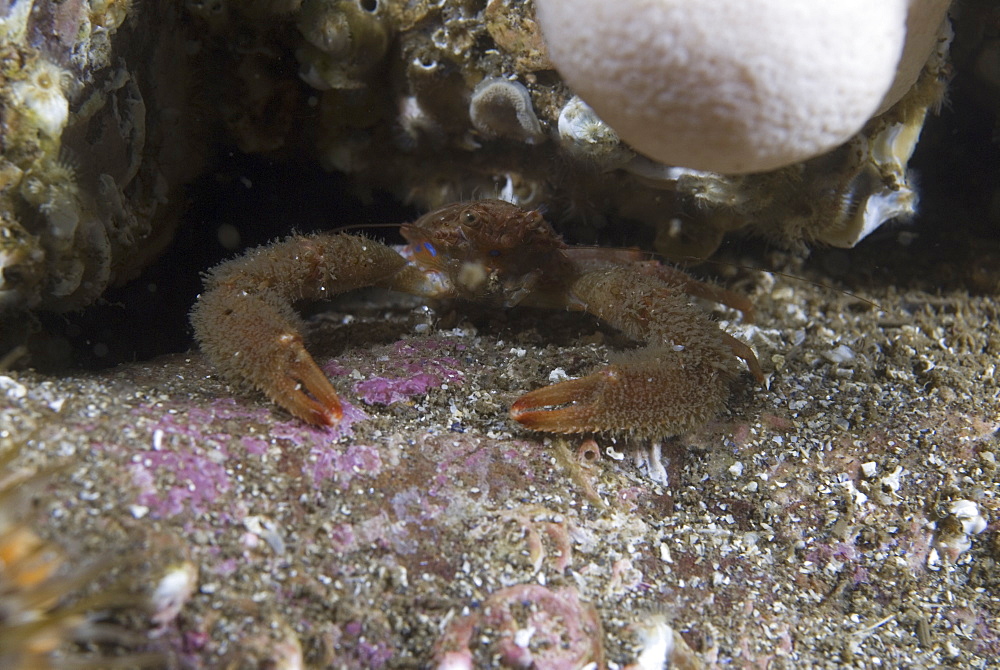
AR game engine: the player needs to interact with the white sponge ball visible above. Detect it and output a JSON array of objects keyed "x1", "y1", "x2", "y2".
[{"x1": 536, "y1": 0, "x2": 949, "y2": 174}]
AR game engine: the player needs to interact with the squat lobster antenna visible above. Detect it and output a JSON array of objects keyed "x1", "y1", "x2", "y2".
[{"x1": 331, "y1": 222, "x2": 406, "y2": 234}]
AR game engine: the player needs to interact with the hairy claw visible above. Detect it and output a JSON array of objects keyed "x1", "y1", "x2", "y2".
[
  {"x1": 272, "y1": 335, "x2": 343, "y2": 426},
  {"x1": 509, "y1": 371, "x2": 618, "y2": 434}
]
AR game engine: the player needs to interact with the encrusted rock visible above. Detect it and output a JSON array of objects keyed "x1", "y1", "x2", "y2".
[{"x1": 0, "y1": 0, "x2": 205, "y2": 338}]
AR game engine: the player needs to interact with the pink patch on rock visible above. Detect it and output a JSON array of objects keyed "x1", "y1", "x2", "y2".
[
  {"x1": 322, "y1": 360, "x2": 354, "y2": 377},
  {"x1": 241, "y1": 436, "x2": 269, "y2": 455},
  {"x1": 270, "y1": 400, "x2": 368, "y2": 444},
  {"x1": 130, "y1": 446, "x2": 231, "y2": 518},
  {"x1": 323, "y1": 621, "x2": 395, "y2": 669},
  {"x1": 128, "y1": 413, "x2": 235, "y2": 518},
  {"x1": 355, "y1": 372, "x2": 448, "y2": 405},
  {"x1": 325, "y1": 337, "x2": 466, "y2": 406},
  {"x1": 391, "y1": 486, "x2": 445, "y2": 524},
  {"x1": 327, "y1": 522, "x2": 357, "y2": 552},
  {"x1": 306, "y1": 443, "x2": 383, "y2": 489}
]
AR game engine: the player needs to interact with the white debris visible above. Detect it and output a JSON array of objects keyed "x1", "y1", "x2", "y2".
[
  {"x1": 880, "y1": 466, "x2": 904, "y2": 494},
  {"x1": 0, "y1": 375, "x2": 27, "y2": 399},
  {"x1": 950, "y1": 500, "x2": 988, "y2": 536},
  {"x1": 823, "y1": 344, "x2": 856, "y2": 364},
  {"x1": 151, "y1": 562, "x2": 198, "y2": 627},
  {"x1": 931, "y1": 499, "x2": 989, "y2": 563},
  {"x1": 635, "y1": 442, "x2": 668, "y2": 485},
  {"x1": 548, "y1": 367, "x2": 570, "y2": 382},
  {"x1": 605, "y1": 445, "x2": 625, "y2": 461},
  {"x1": 631, "y1": 615, "x2": 674, "y2": 670},
  {"x1": 513, "y1": 625, "x2": 535, "y2": 648}
]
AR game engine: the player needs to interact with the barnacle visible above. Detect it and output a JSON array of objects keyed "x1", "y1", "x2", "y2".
[
  {"x1": 469, "y1": 77, "x2": 545, "y2": 144},
  {"x1": 297, "y1": 0, "x2": 392, "y2": 90},
  {"x1": 19, "y1": 160, "x2": 82, "y2": 249}
]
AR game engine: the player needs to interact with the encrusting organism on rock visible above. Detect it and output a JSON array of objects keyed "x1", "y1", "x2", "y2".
[
  {"x1": 191, "y1": 199, "x2": 762, "y2": 438},
  {"x1": 469, "y1": 77, "x2": 546, "y2": 144}
]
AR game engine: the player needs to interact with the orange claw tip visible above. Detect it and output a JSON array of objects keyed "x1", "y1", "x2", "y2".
[
  {"x1": 277, "y1": 346, "x2": 346, "y2": 425},
  {"x1": 291, "y1": 392, "x2": 343, "y2": 426},
  {"x1": 272, "y1": 376, "x2": 344, "y2": 426},
  {"x1": 509, "y1": 403, "x2": 595, "y2": 434},
  {"x1": 509, "y1": 377, "x2": 604, "y2": 433},
  {"x1": 315, "y1": 400, "x2": 344, "y2": 426}
]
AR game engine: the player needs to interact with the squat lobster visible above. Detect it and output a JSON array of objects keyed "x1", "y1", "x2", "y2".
[{"x1": 190, "y1": 200, "x2": 762, "y2": 437}]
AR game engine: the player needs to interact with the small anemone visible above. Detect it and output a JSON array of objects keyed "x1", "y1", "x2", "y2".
[
  {"x1": 18, "y1": 159, "x2": 83, "y2": 247},
  {"x1": 10, "y1": 58, "x2": 72, "y2": 139},
  {"x1": 393, "y1": 94, "x2": 442, "y2": 150},
  {"x1": 469, "y1": 77, "x2": 544, "y2": 144},
  {"x1": 557, "y1": 95, "x2": 632, "y2": 167},
  {"x1": 88, "y1": 0, "x2": 133, "y2": 31}
]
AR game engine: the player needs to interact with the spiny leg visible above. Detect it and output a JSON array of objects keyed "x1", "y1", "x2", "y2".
[
  {"x1": 564, "y1": 249, "x2": 756, "y2": 321},
  {"x1": 634, "y1": 261, "x2": 756, "y2": 322},
  {"x1": 721, "y1": 331, "x2": 764, "y2": 382},
  {"x1": 191, "y1": 234, "x2": 407, "y2": 425}
]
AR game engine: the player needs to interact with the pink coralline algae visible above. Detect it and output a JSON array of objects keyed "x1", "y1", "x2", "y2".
[
  {"x1": 326, "y1": 338, "x2": 465, "y2": 406},
  {"x1": 130, "y1": 447, "x2": 231, "y2": 518},
  {"x1": 432, "y1": 584, "x2": 605, "y2": 669},
  {"x1": 241, "y1": 435, "x2": 269, "y2": 455},
  {"x1": 391, "y1": 486, "x2": 443, "y2": 524},
  {"x1": 355, "y1": 372, "x2": 448, "y2": 405},
  {"x1": 269, "y1": 400, "x2": 369, "y2": 444},
  {"x1": 127, "y1": 397, "x2": 369, "y2": 517},
  {"x1": 128, "y1": 411, "x2": 237, "y2": 518},
  {"x1": 327, "y1": 522, "x2": 357, "y2": 552},
  {"x1": 305, "y1": 443, "x2": 382, "y2": 488},
  {"x1": 425, "y1": 436, "x2": 536, "y2": 498}
]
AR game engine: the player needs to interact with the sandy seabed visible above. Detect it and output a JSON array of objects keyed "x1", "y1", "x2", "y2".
[{"x1": 1, "y1": 233, "x2": 998, "y2": 668}]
